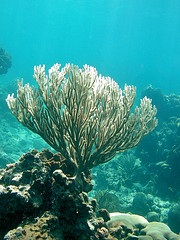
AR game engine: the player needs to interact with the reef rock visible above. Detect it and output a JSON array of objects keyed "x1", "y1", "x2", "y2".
[
  {"x1": 0, "y1": 149, "x2": 101, "y2": 239},
  {"x1": 132, "y1": 192, "x2": 150, "y2": 216},
  {"x1": 1, "y1": 150, "x2": 180, "y2": 239}
]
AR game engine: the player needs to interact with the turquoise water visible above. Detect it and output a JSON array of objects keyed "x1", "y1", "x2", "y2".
[
  {"x1": 0, "y1": 2, "x2": 180, "y2": 234},
  {"x1": 0, "y1": 0, "x2": 180, "y2": 94}
]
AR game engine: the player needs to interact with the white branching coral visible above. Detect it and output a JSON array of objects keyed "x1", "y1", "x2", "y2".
[{"x1": 6, "y1": 63, "x2": 157, "y2": 177}]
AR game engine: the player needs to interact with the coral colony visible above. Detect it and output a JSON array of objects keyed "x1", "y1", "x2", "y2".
[
  {"x1": 3, "y1": 64, "x2": 179, "y2": 239},
  {"x1": 6, "y1": 63, "x2": 157, "y2": 188}
]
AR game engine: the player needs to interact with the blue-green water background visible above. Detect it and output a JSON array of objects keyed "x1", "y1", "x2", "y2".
[
  {"x1": 0, "y1": 2, "x2": 180, "y2": 231},
  {"x1": 0, "y1": 0, "x2": 180, "y2": 94}
]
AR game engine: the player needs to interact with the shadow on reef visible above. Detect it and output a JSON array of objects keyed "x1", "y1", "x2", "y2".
[{"x1": 1, "y1": 149, "x2": 180, "y2": 239}]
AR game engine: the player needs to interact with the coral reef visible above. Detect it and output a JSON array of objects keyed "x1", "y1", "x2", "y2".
[
  {"x1": 2, "y1": 67, "x2": 180, "y2": 238},
  {"x1": 92, "y1": 151, "x2": 142, "y2": 192},
  {"x1": 93, "y1": 95, "x2": 179, "y2": 202},
  {"x1": 168, "y1": 203, "x2": 180, "y2": 234},
  {"x1": 0, "y1": 47, "x2": 12, "y2": 75},
  {"x1": 138, "y1": 87, "x2": 180, "y2": 198},
  {"x1": 6, "y1": 63, "x2": 157, "y2": 191},
  {"x1": 132, "y1": 192, "x2": 150, "y2": 216},
  {"x1": 140, "y1": 222, "x2": 180, "y2": 240},
  {"x1": 1, "y1": 150, "x2": 180, "y2": 239},
  {"x1": 0, "y1": 87, "x2": 9, "y2": 113},
  {"x1": 107, "y1": 212, "x2": 149, "y2": 231},
  {"x1": 3, "y1": 63, "x2": 168, "y2": 238},
  {"x1": 106, "y1": 213, "x2": 180, "y2": 240},
  {"x1": 0, "y1": 110, "x2": 53, "y2": 169},
  {"x1": 3, "y1": 212, "x2": 62, "y2": 240},
  {"x1": 0, "y1": 149, "x2": 99, "y2": 239},
  {"x1": 141, "y1": 85, "x2": 180, "y2": 120},
  {"x1": 95, "y1": 191, "x2": 123, "y2": 213}
]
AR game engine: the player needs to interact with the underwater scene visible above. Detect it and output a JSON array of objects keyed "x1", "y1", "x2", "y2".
[{"x1": 0, "y1": 0, "x2": 180, "y2": 239}]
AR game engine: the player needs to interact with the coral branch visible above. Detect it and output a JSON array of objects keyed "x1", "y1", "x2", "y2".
[{"x1": 6, "y1": 63, "x2": 158, "y2": 178}]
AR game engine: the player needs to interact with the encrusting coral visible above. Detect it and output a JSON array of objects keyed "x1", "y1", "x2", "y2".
[
  {"x1": 140, "y1": 222, "x2": 180, "y2": 240},
  {"x1": 6, "y1": 63, "x2": 158, "y2": 189},
  {"x1": 106, "y1": 213, "x2": 180, "y2": 240}
]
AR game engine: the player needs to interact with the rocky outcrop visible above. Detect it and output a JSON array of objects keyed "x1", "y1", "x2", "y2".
[{"x1": 1, "y1": 150, "x2": 179, "y2": 239}]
